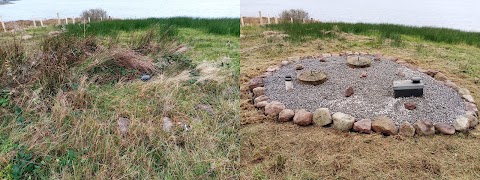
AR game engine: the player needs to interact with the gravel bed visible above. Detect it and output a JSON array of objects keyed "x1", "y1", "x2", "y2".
[{"x1": 264, "y1": 56, "x2": 465, "y2": 125}]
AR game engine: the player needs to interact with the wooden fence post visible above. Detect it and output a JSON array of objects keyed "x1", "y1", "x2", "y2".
[
  {"x1": 65, "y1": 18, "x2": 68, "y2": 25},
  {"x1": 290, "y1": 17, "x2": 293, "y2": 23},
  {"x1": 72, "y1": 17, "x2": 75, "y2": 24},
  {"x1": 0, "y1": 16, "x2": 6, "y2": 33},
  {"x1": 32, "y1": 18, "x2": 37, "y2": 28},
  {"x1": 259, "y1": 11, "x2": 263, "y2": 25},
  {"x1": 275, "y1": 17, "x2": 278, "y2": 24},
  {"x1": 40, "y1": 19, "x2": 44, "y2": 27},
  {"x1": 267, "y1": 17, "x2": 271, "y2": 24},
  {"x1": 240, "y1": 17, "x2": 244, "y2": 26},
  {"x1": 57, "y1": 13, "x2": 61, "y2": 25},
  {"x1": 88, "y1": 17, "x2": 91, "y2": 23}
]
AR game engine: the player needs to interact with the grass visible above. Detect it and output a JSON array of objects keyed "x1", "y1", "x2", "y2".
[
  {"x1": 268, "y1": 22, "x2": 480, "y2": 47},
  {"x1": 0, "y1": 17, "x2": 239, "y2": 179},
  {"x1": 240, "y1": 24, "x2": 480, "y2": 179}
]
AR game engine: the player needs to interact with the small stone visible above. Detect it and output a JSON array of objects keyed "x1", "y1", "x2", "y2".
[
  {"x1": 141, "y1": 74, "x2": 151, "y2": 81},
  {"x1": 281, "y1": 61, "x2": 289, "y2": 66},
  {"x1": 293, "y1": 109, "x2": 313, "y2": 126},
  {"x1": 254, "y1": 101, "x2": 268, "y2": 108},
  {"x1": 163, "y1": 117, "x2": 173, "y2": 132},
  {"x1": 458, "y1": 88, "x2": 471, "y2": 96},
  {"x1": 319, "y1": 57, "x2": 327, "y2": 62},
  {"x1": 454, "y1": 115, "x2": 469, "y2": 132},
  {"x1": 404, "y1": 102, "x2": 416, "y2": 110},
  {"x1": 332, "y1": 112, "x2": 355, "y2": 131},
  {"x1": 266, "y1": 66, "x2": 279, "y2": 72},
  {"x1": 360, "y1": 72, "x2": 367, "y2": 78},
  {"x1": 345, "y1": 86, "x2": 354, "y2": 97},
  {"x1": 399, "y1": 121, "x2": 415, "y2": 137},
  {"x1": 372, "y1": 116, "x2": 398, "y2": 135},
  {"x1": 414, "y1": 120, "x2": 435, "y2": 136},
  {"x1": 346, "y1": 51, "x2": 353, "y2": 55},
  {"x1": 434, "y1": 123, "x2": 455, "y2": 135},
  {"x1": 117, "y1": 117, "x2": 131, "y2": 136},
  {"x1": 426, "y1": 69, "x2": 439, "y2": 77},
  {"x1": 278, "y1": 109, "x2": 295, "y2": 122},
  {"x1": 353, "y1": 119, "x2": 372, "y2": 134},
  {"x1": 254, "y1": 95, "x2": 269, "y2": 104},
  {"x1": 322, "y1": 53, "x2": 332, "y2": 57},
  {"x1": 264, "y1": 101, "x2": 286, "y2": 116},
  {"x1": 347, "y1": 56, "x2": 372, "y2": 68},
  {"x1": 21, "y1": 35, "x2": 33, "y2": 40},
  {"x1": 295, "y1": 64, "x2": 304, "y2": 70},
  {"x1": 248, "y1": 77, "x2": 264, "y2": 91},
  {"x1": 397, "y1": 71, "x2": 405, "y2": 77},
  {"x1": 313, "y1": 108, "x2": 332, "y2": 126},
  {"x1": 252, "y1": 87, "x2": 266, "y2": 97},
  {"x1": 462, "y1": 95, "x2": 475, "y2": 103},
  {"x1": 48, "y1": 31, "x2": 61, "y2": 37},
  {"x1": 465, "y1": 114, "x2": 479, "y2": 128},
  {"x1": 434, "y1": 72, "x2": 448, "y2": 81},
  {"x1": 297, "y1": 71, "x2": 328, "y2": 85},
  {"x1": 373, "y1": 54, "x2": 382, "y2": 61}
]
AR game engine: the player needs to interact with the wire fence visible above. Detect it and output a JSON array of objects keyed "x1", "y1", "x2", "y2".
[
  {"x1": 241, "y1": 11, "x2": 319, "y2": 26},
  {"x1": 0, "y1": 13, "x2": 110, "y2": 32}
]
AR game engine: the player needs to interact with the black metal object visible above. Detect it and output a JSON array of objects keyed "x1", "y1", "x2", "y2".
[{"x1": 393, "y1": 77, "x2": 424, "y2": 98}]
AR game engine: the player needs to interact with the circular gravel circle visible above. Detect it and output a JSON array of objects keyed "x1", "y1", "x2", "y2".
[{"x1": 264, "y1": 56, "x2": 465, "y2": 125}]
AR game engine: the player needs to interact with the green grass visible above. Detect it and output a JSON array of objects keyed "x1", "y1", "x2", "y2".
[
  {"x1": 65, "y1": 17, "x2": 240, "y2": 37},
  {"x1": 268, "y1": 22, "x2": 480, "y2": 47}
]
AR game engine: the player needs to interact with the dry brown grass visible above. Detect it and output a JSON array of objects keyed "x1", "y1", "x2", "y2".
[{"x1": 240, "y1": 26, "x2": 480, "y2": 179}]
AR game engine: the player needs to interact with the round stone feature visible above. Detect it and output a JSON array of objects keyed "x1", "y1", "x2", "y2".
[
  {"x1": 347, "y1": 56, "x2": 372, "y2": 68},
  {"x1": 296, "y1": 70, "x2": 327, "y2": 85}
]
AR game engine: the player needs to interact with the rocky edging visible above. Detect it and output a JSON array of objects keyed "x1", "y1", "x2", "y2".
[{"x1": 247, "y1": 51, "x2": 479, "y2": 137}]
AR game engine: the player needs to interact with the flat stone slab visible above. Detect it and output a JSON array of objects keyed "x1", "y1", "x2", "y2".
[
  {"x1": 347, "y1": 56, "x2": 372, "y2": 68},
  {"x1": 296, "y1": 70, "x2": 327, "y2": 85}
]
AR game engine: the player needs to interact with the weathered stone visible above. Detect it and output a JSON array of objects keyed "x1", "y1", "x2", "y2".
[
  {"x1": 465, "y1": 114, "x2": 479, "y2": 128},
  {"x1": 454, "y1": 115, "x2": 469, "y2": 132},
  {"x1": 322, "y1": 53, "x2": 332, "y2": 57},
  {"x1": 372, "y1": 116, "x2": 398, "y2": 135},
  {"x1": 434, "y1": 72, "x2": 448, "y2": 81},
  {"x1": 117, "y1": 117, "x2": 131, "y2": 136},
  {"x1": 404, "y1": 102, "x2": 416, "y2": 110},
  {"x1": 278, "y1": 109, "x2": 294, "y2": 122},
  {"x1": 397, "y1": 71, "x2": 406, "y2": 77},
  {"x1": 281, "y1": 61, "x2": 289, "y2": 66},
  {"x1": 264, "y1": 101, "x2": 286, "y2": 116},
  {"x1": 293, "y1": 109, "x2": 313, "y2": 126},
  {"x1": 319, "y1": 57, "x2": 327, "y2": 62},
  {"x1": 458, "y1": 88, "x2": 471, "y2": 96},
  {"x1": 254, "y1": 101, "x2": 269, "y2": 108},
  {"x1": 413, "y1": 120, "x2": 435, "y2": 136},
  {"x1": 332, "y1": 112, "x2": 355, "y2": 131},
  {"x1": 445, "y1": 80, "x2": 459, "y2": 91},
  {"x1": 347, "y1": 56, "x2": 372, "y2": 68},
  {"x1": 252, "y1": 87, "x2": 266, "y2": 97},
  {"x1": 248, "y1": 77, "x2": 264, "y2": 91},
  {"x1": 360, "y1": 72, "x2": 367, "y2": 78},
  {"x1": 344, "y1": 86, "x2": 354, "y2": 97},
  {"x1": 462, "y1": 95, "x2": 475, "y2": 103},
  {"x1": 313, "y1": 108, "x2": 332, "y2": 126},
  {"x1": 21, "y1": 35, "x2": 33, "y2": 40},
  {"x1": 353, "y1": 119, "x2": 372, "y2": 134},
  {"x1": 399, "y1": 121, "x2": 415, "y2": 137},
  {"x1": 465, "y1": 102, "x2": 478, "y2": 113},
  {"x1": 297, "y1": 71, "x2": 327, "y2": 85},
  {"x1": 254, "y1": 95, "x2": 269, "y2": 104},
  {"x1": 295, "y1": 64, "x2": 304, "y2": 70},
  {"x1": 426, "y1": 69, "x2": 439, "y2": 77},
  {"x1": 266, "y1": 66, "x2": 279, "y2": 72},
  {"x1": 434, "y1": 123, "x2": 455, "y2": 135},
  {"x1": 373, "y1": 54, "x2": 382, "y2": 61}
]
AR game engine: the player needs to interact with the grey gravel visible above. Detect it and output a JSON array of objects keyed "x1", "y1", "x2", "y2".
[{"x1": 264, "y1": 56, "x2": 465, "y2": 125}]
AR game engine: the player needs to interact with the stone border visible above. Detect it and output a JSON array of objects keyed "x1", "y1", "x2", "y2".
[{"x1": 247, "y1": 51, "x2": 479, "y2": 136}]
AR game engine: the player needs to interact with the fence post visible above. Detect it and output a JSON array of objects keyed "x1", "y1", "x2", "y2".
[
  {"x1": 32, "y1": 18, "x2": 37, "y2": 28},
  {"x1": 100, "y1": 17, "x2": 103, "y2": 21},
  {"x1": 290, "y1": 17, "x2": 293, "y2": 23},
  {"x1": 0, "y1": 16, "x2": 6, "y2": 33},
  {"x1": 88, "y1": 17, "x2": 91, "y2": 23},
  {"x1": 40, "y1": 19, "x2": 44, "y2": 27},
  {"x1": 65, "y1": 18, "x2": 68, "y2": 25},
  {"x1": 72, "y1": 17, "x2": 75, "y2": 24},
  {"x1": 275, "y1": 17, "x2": 278, "y2": 24},
  {"x1": 302, "y1": 18, "x2": 305, "y2": 23},
  {"x1": 267, "y1": 17, "x2": 271, "y2": 24},
  {"x1": 240, "y1": 17, "x2": 244, "y2": 26},
  {"x1": 57, "y1": 13, "x2": 61, "y2": 25},
  {"x1": 258, "y1": 11, "x2": 263, "y2": 25}
]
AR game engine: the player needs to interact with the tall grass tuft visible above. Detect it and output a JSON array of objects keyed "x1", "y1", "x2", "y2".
[{"x1": 268, "y1": 22, "x2": 480, "y2": 47}]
